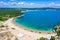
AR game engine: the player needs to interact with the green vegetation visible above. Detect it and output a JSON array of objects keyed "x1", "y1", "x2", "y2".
[
  {"x1": 0, "y1": 25, "x2": 5, "y2": 28},
  {"x1": 54, "y1": 22, "x2": 60, "y2": 32},
  {"x1": 54, "y1": 28, "x2": 57, "y2": 32},
  {"x1": 37, "y1": 37, "x2": 45, "y2": 40},
  {"x1": 57, "y1": 30, "x2": 60, "y2": 36},
  {"x1": 11, "y1": 28, "x2": 15, "y2": 30},
  {"x1": 50, "y1": 36, "x2": 55, "y2": 40},
  {"x1": 56, "y1": 22, "x2": 60, "y2": 36},
  {"x1": 0, "y1": 9, "x2": 23, "y2": 21},
  {"x1": 0, "y1": 16, "x2": 8, "y2": 21}
]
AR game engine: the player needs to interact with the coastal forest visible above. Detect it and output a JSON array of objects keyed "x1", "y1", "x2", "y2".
[{"x1": 0, "y1": 8, "x2": 23, "y2": 21}]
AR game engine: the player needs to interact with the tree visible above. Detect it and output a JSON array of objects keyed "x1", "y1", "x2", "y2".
[
  {"x1": 50, "y1": 36, "x2": 55, "y2": 40},
  {"x1": 54, "y1": 28, "x2": 57, "y2": 32},
  {"x1": 57, "y1": 30, "x2": 60, "y2": 36},
  {"x1": 37, "y1": 37, "x2": 45, "y2": 40}
]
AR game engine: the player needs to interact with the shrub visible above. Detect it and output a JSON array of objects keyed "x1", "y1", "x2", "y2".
[
  {"x1": 50, "y1": 36, "x2": 55, "y2": 40},
  {"x1": 37, "y1": 37, "x2": 45, "y2": 40},
  {"x1": 57, "y1": 30, "x2": 60, "y2": 36}
]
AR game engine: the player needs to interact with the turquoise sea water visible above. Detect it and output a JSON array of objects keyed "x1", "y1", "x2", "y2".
[{"x1": 14, "y1": 10, "x2": 60, "y2": 32}]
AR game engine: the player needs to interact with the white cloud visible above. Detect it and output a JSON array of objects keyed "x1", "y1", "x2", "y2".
[
  {"x1": 18, "y1": 2, "x2": 25, "y2": 5},
  {"x1": 57, "y1": 4, "x2": 60, "y2": 6},
  {"x1": 47, "y1": 2, "x2": 60, "y2": 7},
  {"x1": 30, "y1": 3, "x2": 35, "y2": 5},
  {"x1": 0, "y1": 1, "x2": 60, "y2": 8}
]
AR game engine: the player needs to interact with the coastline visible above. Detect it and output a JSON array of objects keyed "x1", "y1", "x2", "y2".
[
  {"x1": 21, "y1": 10, "x2": 40, "y2": 13},
  {"x1": 13, "y1": 14, "x2": 54, "y2": 33},
  {"x1": 2, "y1": 18, "x2": 57, "y2": 40},
  {"x1": 13, "y1": 20, "x2": 53, "y2": 33},
  {"x1": 13, "y1": 14, "x2": 24, "y2": 20}
]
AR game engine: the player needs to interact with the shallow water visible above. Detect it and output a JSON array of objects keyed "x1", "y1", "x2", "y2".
[{"x1": 14, "y1": 10, "x2": 60, "y2": 32}]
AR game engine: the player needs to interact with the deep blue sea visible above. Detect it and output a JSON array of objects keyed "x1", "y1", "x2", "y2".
[{"x1": 14, "y1": 10, "x2": 60, "y2": 32}]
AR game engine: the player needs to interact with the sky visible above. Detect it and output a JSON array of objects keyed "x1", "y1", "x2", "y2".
[{"x1": 0, "y1": 0, "x2": 60, "y2": 8}]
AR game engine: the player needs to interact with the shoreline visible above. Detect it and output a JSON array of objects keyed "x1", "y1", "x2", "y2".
[
  {"x1": 13, "y1": 15, "x2": 54, "y2": 33},
  {"x1": 2, "y1": 18, "x2": 57, "y2": 40},
  {"x1": 21, "y1": 10, "x2": 40, "y2": 13},
  {"x1": 13, "y1": 20, "x2": 53, "y2": 33}
]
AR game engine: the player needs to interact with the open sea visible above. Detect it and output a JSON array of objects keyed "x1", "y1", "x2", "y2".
[{"x1": 14, "y1": 10, "x2": 60, "y2": 32}]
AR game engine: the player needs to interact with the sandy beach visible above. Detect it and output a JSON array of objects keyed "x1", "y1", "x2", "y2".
[{"x1": 2, "y1": 18, "x2": 57, "y2": 40}]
